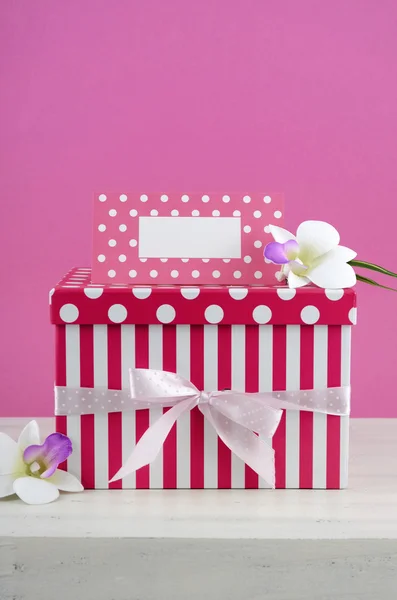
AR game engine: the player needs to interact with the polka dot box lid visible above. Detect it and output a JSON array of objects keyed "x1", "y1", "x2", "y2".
[{"x1": 50, "y1": 269, "x2": 357, "y2": 326}]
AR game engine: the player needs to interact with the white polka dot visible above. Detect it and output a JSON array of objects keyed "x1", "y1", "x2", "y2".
[
  {"x1": 205, "y1": 305, "x2": 224, "y2": 323},
  {"x1": 84, "y1": 288, "x2": 104, "y2": 299},
  {"x1": 98, "y1": 224, "x2": 106, "y2": 232},
  {"x1": 222, "y1": 195, "x2": 231, "y2": 203},
  {"x1": 192, "y1": 210, "x2": 200, "y2": 216},
  {"x1": 212, "y1": 210, "x2": 220, "y2": 217},
  {"x1": 223, "y1": 258, "x2": 231, "y2": 263},
  {"x1": 243, "y1": 226, "x2": 251, "y2": 233},
  {"x1": 160, "y1": 194, "x2": 168, "y2": 202},
  {"x1": 171, "y1": 209, "x2": 179, "y2": 216},
  {"x1": 129, "y1": 209, "x2": 138, "y2": 217},
  {"x1": 129, "y1": 270, "x2": 137, "y2": 278},
  {"x1": 274, "y1": 210, "x2": 282, "y2": 219},
  {"x1": 229, "y1": 288, "x2": 248, "y2": 299},
  {"x1": 233, "y1": 210, "x2": 241, "y2": 217},
  {"x1": 119, "y1": 224, "x2": 127, "y2": 232},
  {"x1": 181, "y1": 258, "x2": 189, "y2": 263},
  {"x1": 108, "y1": 270, "x2": 116, "y2": 278},
  {"x1": 132, "y1": 288, "x2": 152, "y2": 299},
  {"x1": 118, "y1": 254, "x2": 127, "y2": 262},
  {"x1": 181, "y1": 288, "x2": 200, "y2": 299},
  {"x1": 325, "y1": 289, "x2": 345, "y2": 301},
  {"x1": 140, "y1": 194, "x2": 148, "y2": 202},
  {"x1": 160, "y1": 258, "x2": 168, "y2": 263},
  {"x1": 150, "y1": 209, "x2": 158, "y2": 216},
  {"x1": 301, "y1": 305, "x2": 320, "y2": 324},
  {"x1": 202, "y1": 195, "x2": 210, "y2": 203},
  {"x1": 264, "y1": 225, "x2": 271, "y2": 233},
  {"x1": 254, "y1": 271, "x2": 263, "y2": 279},
  {"x1": 109, "y1": 209, "x2": 117, "y2": 217},
  {"x1": 98, "y1": 194, "x2": 107, "y2": 202},
  {"x1": 233, "y1": 271, "x2": 242, "y2": 279},
  {"x1": 119, "y1": 194, "x2": 128, "y2": 202},
  {"x1": 202, "y1": 258, "x2": 210, "y2": 263},
  {"x1": 60, "y1": 304, "x2": 79, "y2": 323},
  {"x1": 181, "y1": 194, "x2": 189, "y2": 202},
  {"x1": 108, "y1": 304, "x2": 127, "y2": 323},
  {"x1": 254, "y1": 240, "x2": 262, "y2": 248},
  {"x1": 97, "y1": 254, "x2": 106, "y2": 262},
  {"x1": 263, "y1": 196, "x2": 271, "y2": 204},
  {"x1": 49, "y1": 288, "x2": 55, "y2": 304},
  {"x1": 244, "y1": 256, "x2": 252, "y2": 263},
  {"x1": 277, "y1": 288, "x2": 296, "y2": 300},
  {"x1": 349, "y1": 307, "x2": 357, "y2": 324},
  {"x1": 108, "y1": 239, "x2": 117, "y2": 247},
  {"x1": 129, "y1": 239, "x2": 137, "y2": 247},
  {"x1": 171, "y1": 270, "x2": 179, "y2": 278},
  {"x1": 156, "y1": 304, "x2": 176, "y2": 323},
  {"x1": 243, "y1": 195, "x2": 251, "y2": 203},
  {"x1": 253, "y1": 210, "x2": 262, "y2": 218},
  {"x1": 253, "y1": 305, "x2": 272, "y2": 324},
  {"x1": 192, "y1": 270, "x2": 200, "y2": 278},
  {"x1": 212, "y1": 270, "x2": 221, "y2": 279},
  {"x1": 150, "y1": 270, "x2": 158, "y2": 278},
  {"x1": 140, "y1": 258, "x2": 147, "y2": 262}
]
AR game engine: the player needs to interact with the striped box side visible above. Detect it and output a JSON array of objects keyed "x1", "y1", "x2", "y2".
[{"x1": 55, "y1": 323, "x2": 351, "y2": 489}]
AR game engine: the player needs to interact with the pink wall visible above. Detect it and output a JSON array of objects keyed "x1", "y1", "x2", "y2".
[{"x1": 1, "y1": 0, "x2": 396, "y2": 417}]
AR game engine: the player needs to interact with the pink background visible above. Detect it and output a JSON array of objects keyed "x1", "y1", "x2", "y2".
[{"x1": 1, "y1": 0, "x2": 396, "y2": 417}]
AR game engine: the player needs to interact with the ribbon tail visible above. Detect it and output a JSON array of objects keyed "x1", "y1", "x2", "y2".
[
  {"x1": 200, "y1": 405, "x2": 278, "y2": 488},
  {"x1": 110, "y1": 396, "x2": 197, "y2": 482}
]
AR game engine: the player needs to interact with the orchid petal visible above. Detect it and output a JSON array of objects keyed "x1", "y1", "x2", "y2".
[
  {"x1": 18, "y1": 420, "x2": 40, "y2": 451},
  {"x1": 264, "y1": 242, "x2": 289, "y2": 264},
  {"x1": 289, "y1": 260, "x2": 309, "y2": 276},
  {"x1": 268, "y1": 225, "x2": 297, "y2": 244},
  {"x1": 288, "y1": 272, "x2": 310, "y2": 288},
  {"x1": 13, "y1": 477, "x2": 59, "y2": 505},
  {"x1": 41, "y1": 464, "x2": 58, "y2": 478},
  {"x1": 284, "y1": 239, "x2": 300, "y2": 260},
  {"x1": 23, "y1": 433, "x2": 72, "y2": 478},
  {"x1": 296, "y1": 221, "x2": 340, "y2": 264},
  {"x1": 265, "y1": 240, "x2": 299, "y2": 265},
  {"x1": 313, "y1": 245, "x2": 357, "y2": 266},
  {"x1": 0, "y1": 433, "x2": 21, "y2": 475},
  {"x1": 0, "y1": 474, "x2": 17, "y2": 498},
  {"x1": 49, "y1": 469, "x2": 84, "y2": 492},
  {"x1": 308, "y1": 260, "x2": 357, "y2": 289}
]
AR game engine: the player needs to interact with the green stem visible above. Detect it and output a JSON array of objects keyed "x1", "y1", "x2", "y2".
[
  {"x1": 356, "y1": 273, "x2": 397, "y2": 292},
  {"x1": 349, "y1": 259, "x2": 397, "y2": 279}
]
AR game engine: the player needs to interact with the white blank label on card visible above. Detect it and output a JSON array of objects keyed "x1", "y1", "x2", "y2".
[{"x1": 139, "y1": 217, "x2": 242, "y2": 258}]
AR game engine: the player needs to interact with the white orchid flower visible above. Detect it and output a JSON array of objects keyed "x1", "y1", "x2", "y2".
[
  {"x1": 0, "y1": 420, "x2": 83, "y2": 505},
  {"x1": 264, "y1": 220, "x2": 357, "y2": 289}
]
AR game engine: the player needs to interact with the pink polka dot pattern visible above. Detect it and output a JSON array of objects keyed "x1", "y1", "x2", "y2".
[
  {"x1": 91, "y1": 192, "x2": 284, "y2": 286},
  {"x1": 51, "y1": 269, "x2": 357, "y2": 326}
]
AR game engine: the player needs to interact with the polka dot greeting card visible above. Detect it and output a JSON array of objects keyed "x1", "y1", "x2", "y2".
[{"x1": 92, "y1": 192, "x2": 284, "y2": 285}]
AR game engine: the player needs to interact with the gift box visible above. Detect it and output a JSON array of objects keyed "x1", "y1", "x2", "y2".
[{"x1": 51, "y1": 268, "x2": 356, "y2": 489}]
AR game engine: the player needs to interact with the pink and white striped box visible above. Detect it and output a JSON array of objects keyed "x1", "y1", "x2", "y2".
[{"x1": 51, "y1": 268, "x2": 356, "y2": 489}]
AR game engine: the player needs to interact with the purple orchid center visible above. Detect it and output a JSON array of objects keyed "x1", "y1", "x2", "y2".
[
  {"x1": 264, "y1": 239, "x2": 299, "y2": 265},
  {"x1": 23, "y1": 433, "x2": 72, "y2": 479}
]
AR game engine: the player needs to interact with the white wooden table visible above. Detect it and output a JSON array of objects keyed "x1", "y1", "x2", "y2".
[{"x1": 1, "y1": 418, "x2": 397, "y2": 600}]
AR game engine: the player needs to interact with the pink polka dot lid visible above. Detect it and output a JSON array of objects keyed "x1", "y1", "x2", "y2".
[
  {"x1": 50, "y1": 268, "x2": 357, "y2": 326},
  {"x1": 92, "y1": 192, "x2": 283, "y2": 285}
]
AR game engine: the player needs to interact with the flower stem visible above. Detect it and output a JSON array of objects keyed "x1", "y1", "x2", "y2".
[
  {"x1": 356, "y1": 273, "x2": 397, "y2": 292},
  {"x1": 349, "y1": 259, "x2": 397, "y2": 279}
]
